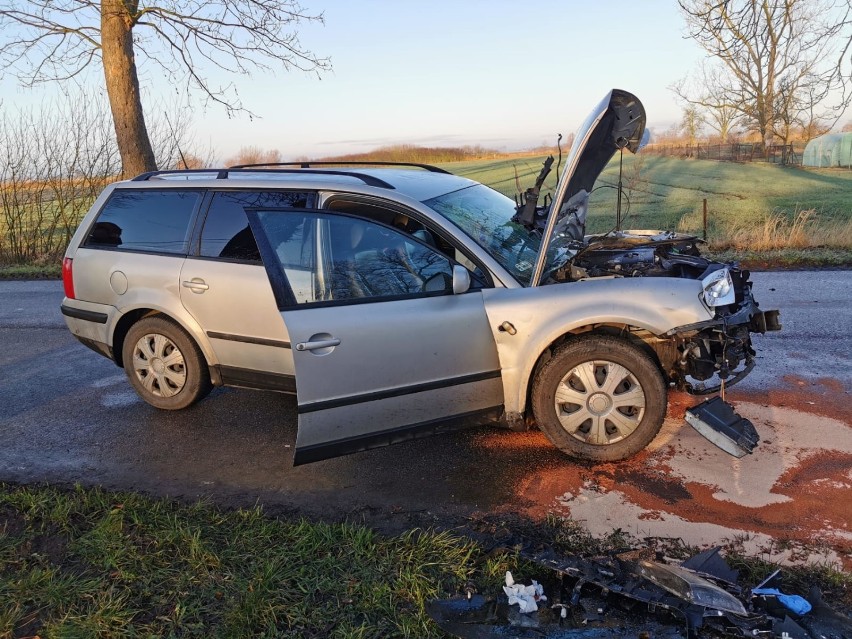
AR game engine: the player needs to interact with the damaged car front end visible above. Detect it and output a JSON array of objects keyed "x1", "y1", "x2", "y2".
[
  {"x1": 559, "y1": 230, "x2": 782, "y2": 397},
  {"x1": 475, "y1": 88, "x2": 782, "y2": 460},
  {"x1": 523, "y1": 89, "x2": 780, "y2": 401}
]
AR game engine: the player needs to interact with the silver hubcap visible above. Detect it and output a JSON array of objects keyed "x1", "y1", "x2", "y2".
[
  {"x1": 131, "y1": 333, "x2": 186, "y2": 398},
  {"x1": 554, "y1": 360, "x2": 646, "y2": 446}
]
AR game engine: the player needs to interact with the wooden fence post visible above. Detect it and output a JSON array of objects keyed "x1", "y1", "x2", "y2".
[{"x1": 703, "y1": 198, "x2": 708, "y2": 242}]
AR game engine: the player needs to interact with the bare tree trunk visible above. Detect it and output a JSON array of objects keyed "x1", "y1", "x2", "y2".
[{"x1": 101, "y1": 0, "x2": 157, "y2": 176}]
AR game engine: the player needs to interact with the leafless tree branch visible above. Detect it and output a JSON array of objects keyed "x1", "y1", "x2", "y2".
[
  {"x1": 0, "y1": 1, "x2": 329, "y2": 173},
  {"x1": 677, "y1": 0, "x2": 851, "y2": 146}
]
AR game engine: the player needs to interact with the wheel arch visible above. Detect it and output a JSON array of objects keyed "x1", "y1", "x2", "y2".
[
  {"x1": 528, "y1": 330, "x2": 669, "y2": 461},
  {"x1": 110, "y1": 306, "x2": 216, "y2": 369},
  {"x1": 518, "y1": 323, "x2": 670, "y2": 420}
]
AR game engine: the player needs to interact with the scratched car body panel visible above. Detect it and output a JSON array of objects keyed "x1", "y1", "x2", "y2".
[{"x1": 60, "y1": 89, "x2": 780, "y2": 465}]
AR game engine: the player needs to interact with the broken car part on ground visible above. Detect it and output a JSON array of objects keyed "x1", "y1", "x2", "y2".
[{"x1": 428, "y1": 547, "x2": 851, "y2": 638}]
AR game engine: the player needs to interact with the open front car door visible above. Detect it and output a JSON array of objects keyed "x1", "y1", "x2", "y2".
[{"x1": 247, "y1": 207, "x2": 505, "y2": 464}]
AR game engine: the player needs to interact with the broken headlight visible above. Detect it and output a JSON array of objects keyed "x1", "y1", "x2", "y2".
[{"x1": 701, "y1": 267, "x2": 735, "y2": 307}]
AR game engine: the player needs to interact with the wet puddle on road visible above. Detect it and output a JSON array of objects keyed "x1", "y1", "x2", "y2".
[{"x1": 479, "y1": 397, "x2": 852, "y2": 569}]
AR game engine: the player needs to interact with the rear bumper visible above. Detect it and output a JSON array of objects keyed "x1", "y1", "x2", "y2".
[
  {"x1": 74, "y1": 335, "x2": 114, "y2": 360},
  {"x1": 60, "y1": 299, "x2": 116, "y2": 362},
  {"x1": 60, "y1": 303, "x2": 108, "y2": 324}
]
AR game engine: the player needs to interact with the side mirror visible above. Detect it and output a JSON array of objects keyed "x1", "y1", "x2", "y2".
[{"x1": 452, "y1": 265, "x2": 471, "y2": 295}]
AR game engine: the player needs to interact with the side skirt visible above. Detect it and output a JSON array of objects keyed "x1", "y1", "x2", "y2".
[{"x1": 212, "y1": 365, "x2": 297, "y2": 393}]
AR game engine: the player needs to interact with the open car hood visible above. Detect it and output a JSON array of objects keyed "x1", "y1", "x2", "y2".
[{"x1": 529, "y1": 89, "x2": 647, "y2": 287}]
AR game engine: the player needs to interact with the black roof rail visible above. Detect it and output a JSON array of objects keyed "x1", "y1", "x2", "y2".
[
  {"x1": 228, "y1": 160, "x2": 452, "y2": 174},
  {"x1": 130, "y1": 168, "x2": 396, "y2": 189},
  {"x1": 132, "y1": 169, "x2": 230, "y2": 181}
]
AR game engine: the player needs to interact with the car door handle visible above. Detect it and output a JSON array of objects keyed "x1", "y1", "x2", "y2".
[
  {"x1": 295, "y1": 338, "x2": 341, "y2": 351},
  {"x1": 182, "y1": 279, "x2": 209, "y2": 292}
]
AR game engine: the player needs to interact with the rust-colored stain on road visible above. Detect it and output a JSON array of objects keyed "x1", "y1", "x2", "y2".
[{"x1": 475, "y1": 378, "x2": 852, "y2": 569}]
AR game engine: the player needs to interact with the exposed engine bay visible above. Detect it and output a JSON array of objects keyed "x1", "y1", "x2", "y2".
[
  {"x1": 584, "y1": 237, "x2": 780, "y2": 395},
  {"x1": 555, "y1": 230, "x2": 710, "y2": 281}
]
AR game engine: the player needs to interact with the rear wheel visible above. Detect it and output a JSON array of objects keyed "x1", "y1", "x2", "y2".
[
  {"x1": 531, "y1": 336, "x2": 666, "y2": 462},
  {"x1": 122, "y1": 316, "x2": 212, "y2": 410}
]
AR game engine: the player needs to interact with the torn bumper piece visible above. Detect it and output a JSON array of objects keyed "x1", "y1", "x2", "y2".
[
  {"x1": 663, "y1": 283, "x2": 781, "y2": 396},
  {"x1": 685, "y1": 396, "x2": 760, "y2": 458},
  {"x1": 429, "y1": 548, "x2": 762, "y2": 639},
  {"x1": 428, "y1": 546, "x2": 851, "y2": 639}
]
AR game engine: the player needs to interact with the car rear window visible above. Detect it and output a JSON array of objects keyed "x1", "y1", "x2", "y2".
[{"x1": 84, "y1": 189, "x2": 200, "y2": 254}]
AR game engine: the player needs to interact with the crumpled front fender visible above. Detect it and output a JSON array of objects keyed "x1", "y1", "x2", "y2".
[{"x1": 482, "y1": 277, "x2": 714, "y2": 415}]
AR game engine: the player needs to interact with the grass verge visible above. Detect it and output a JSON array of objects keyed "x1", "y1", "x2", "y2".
[
  {"x1": 1, "y1": 484, "x2": 849, "y2": 638},
  {"x1": 706, "y1": 247, "x2": 852, "y2": 269},
  {"x1": 0, "y1": 263, "x2": 62, "y2": 280},
  {"x1": 0, "y1": 484, "x2": 516, "y2": 638}
]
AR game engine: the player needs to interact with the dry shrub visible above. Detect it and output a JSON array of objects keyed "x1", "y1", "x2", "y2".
[
  {"x1": 708, "y1": 209, "x2": 852, "y2": 250},
  {"x1": 0, "y1": 91, "x2": 119, "y2": 263},
  {"x1": 1, "y1": 89, "x2": 206, "y2": 263},
  {"x1": 224, "y1": 146, "x2": 282, "y2": 167},
  {"x1": 321, "y1": 144, "x2": 501, "y2": 164}
]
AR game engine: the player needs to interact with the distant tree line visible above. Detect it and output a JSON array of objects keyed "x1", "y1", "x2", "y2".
[
  {"x1": 642, "y1": 141, "x2": 805, "y2": 166},
  {"x1": 317, "y1": 144, "x2": 504, "y2": 164}
]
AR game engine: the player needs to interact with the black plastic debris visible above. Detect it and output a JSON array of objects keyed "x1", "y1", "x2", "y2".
[
  {"x1": 804, "y1": 586, "x2": 852, "y2": 639},
  {"x1": 753, "y1": 569, "x2": 812, "y2": 616},
  {"x1": 680, "y1": 546, "x2": 740, "y2": 588},
  {"x1": 750, "y1": 571, "x2": 852, "y2": 639},
  {"x1": 428, "y1": 547, "x2": 852, "y2": 639},
  {"x1": 426, "y1": 590, "x2": 685, "y2": 639},
  {"x1": 685, "y1": 396, "x2": 760, "y2": 457},
  {"x1": 769, "y1": 615, "x2": 811, "y2": 639}
]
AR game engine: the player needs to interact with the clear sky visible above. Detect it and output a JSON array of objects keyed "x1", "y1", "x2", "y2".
[{"x1": 0, "y1": 0, "x2": 708, "y2": 160}]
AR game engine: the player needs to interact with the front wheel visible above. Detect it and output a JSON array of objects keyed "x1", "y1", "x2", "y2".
[
  {"x1": 531, "y1": 336, "x2": 666, "y2": 462},
  {"x1": 122, "y1": 316, "x2": 212, "y2": 410}
]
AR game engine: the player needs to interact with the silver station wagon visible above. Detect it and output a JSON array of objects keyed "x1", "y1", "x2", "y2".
[{"x1": 61, "y1": 90, "x2": 780, "y2": 465}]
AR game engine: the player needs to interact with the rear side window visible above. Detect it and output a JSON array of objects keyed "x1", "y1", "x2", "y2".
[
  {"x1": 84, "y1": 190, "x2": 200, "y2": 254},
  {"x1": 199, "y1": 191, "x2": 314, "y2": 263}
]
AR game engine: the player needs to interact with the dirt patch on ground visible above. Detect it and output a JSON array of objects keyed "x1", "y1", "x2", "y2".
[
  {"x1": 503, "y1": 389, "x2": 852, "y2": 570},
  {"x1": 732, "y1": 375, "x2": 852, "y2": 423}
]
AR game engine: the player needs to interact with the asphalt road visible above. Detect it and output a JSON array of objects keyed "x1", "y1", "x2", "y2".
[{"x1": 0, "y1": 272, "x2": 850, "y2": 533}]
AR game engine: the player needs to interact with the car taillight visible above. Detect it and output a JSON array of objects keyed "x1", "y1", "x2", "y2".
[{"x1": 62, "y1": 257, "x2": 75, "y2": 299}]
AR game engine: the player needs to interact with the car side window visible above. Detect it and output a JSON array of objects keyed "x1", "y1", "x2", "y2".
[
  {"x1": 199, "y1": 191, "x2": 314, "y2": 262},
  {"x1": 324, "y1": 198, "x2": 490, "y2": 289},
  {"x1": 84, "y1": 189, "x2": 200, "y2": 254},
  {"x1": 253, "y1": 210, "x2": 458, "y2": 306}
]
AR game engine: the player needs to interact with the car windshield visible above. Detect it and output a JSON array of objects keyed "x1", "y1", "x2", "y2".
[{"x1": 423, "y1": 184, "x2": 544, "y2": 286}]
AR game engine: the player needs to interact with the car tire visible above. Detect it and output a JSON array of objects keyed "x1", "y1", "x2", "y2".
[
  {"x1": 122, "y1": 316, "x2": 212, "y2": 410},
  {"x1": 531, "y1": 335, "x2": 666, "y2": 462}
]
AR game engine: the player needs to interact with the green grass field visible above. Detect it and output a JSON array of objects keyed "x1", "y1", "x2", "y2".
[
  {"x1": 0, "y1": 484, "x2": 636, "y2": 638},
  {"x1": 440, "y1": 155, "x2": 852, "y2": 263}
]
